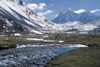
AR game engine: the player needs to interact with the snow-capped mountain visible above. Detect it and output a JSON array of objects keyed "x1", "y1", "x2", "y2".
[
  {"x1": 0, "y1": 0, "x2": 63, "y2": 34},
  {"x1": 0, "y1": 0, "x2": 100, "y2": 34},
  {"x1": 52, "y1": 9, "x2": 100, "y2": 24}
]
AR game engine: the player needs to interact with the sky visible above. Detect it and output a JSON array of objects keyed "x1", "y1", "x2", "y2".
[{"x1": 23, "y1": 0, "x2": 100, "y2": 20}]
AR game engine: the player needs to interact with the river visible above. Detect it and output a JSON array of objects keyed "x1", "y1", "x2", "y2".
[{"x1": 0, "y1": 44, "x2": 88, "y2": 67}]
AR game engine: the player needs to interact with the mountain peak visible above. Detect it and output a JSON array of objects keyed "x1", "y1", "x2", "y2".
[
  {"x1": 60, "y1": 8, "x2": 72, "y2": 13},
  {"x1": 63, "y1": 8, "x2": 72, "y2": 11},
  {"x1": 59, "y1": 8, "x2": 74, "y2": 16},
  {"x1": 52, "y1": 9, "x2": 100, "y2": 24}
]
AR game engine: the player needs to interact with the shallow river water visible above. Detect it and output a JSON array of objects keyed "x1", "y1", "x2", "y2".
[{"x1": 0, "y1": 44, "x2": 87, "y2": 67}]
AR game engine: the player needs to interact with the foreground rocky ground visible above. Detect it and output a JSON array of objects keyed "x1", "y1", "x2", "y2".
[{"x1": 0, "y1": 44, "x2": 85, "y2": 67}]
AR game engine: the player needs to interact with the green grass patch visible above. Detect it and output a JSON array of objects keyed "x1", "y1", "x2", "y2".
[{"x1": 45, "y1": 46, "x2": 100, "y2": 67}]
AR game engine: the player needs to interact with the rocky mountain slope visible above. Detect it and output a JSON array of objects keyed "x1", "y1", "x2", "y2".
[
  {"x1": 0, "y1": 14, "x2": 27, "y2": 35},
  {"x1": 0, "y1": 0, "x2": 63, "y2": 34}
]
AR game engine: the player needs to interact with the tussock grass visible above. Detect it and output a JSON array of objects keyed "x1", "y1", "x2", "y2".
[{"x1": 45, "y1": 46, "x2": 100, "y2": 67}]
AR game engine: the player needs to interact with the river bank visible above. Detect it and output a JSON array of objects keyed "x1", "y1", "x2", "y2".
[{"x1": 45, "y1": 45, "x2": 100, "y2": 67}]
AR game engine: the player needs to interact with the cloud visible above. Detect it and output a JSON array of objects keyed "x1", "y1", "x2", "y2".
[
  {"x1": 27, "y1": 3, "x2": 46, "y2": 10},
  {"x1": 74, "y1": 9, "x2": 86, "y2": 14},
  {"x1": 23, "y1": 0, "x2": 32, "y2": 1},
  {"x1": 38, "y1": 3, "x2": 46, "y2": 10},
  {"x1": 55, "y1": 14, "x2": 58, "y2": 17},
  {"x1": 90, "y1": 9, "x2": 100, "y2": 13},
  {"x1": 38, "y1": 10, "x2": 53, "y2": 16},
  {"x1": 27, "y1": 3, "x2": 38, "y2": 10},
  {"x1": 51, "y1": 4, "x2": 54, "y2": 6}
]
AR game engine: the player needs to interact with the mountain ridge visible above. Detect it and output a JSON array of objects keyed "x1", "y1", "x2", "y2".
[{"x1": 52, "y1": 9, "x2": 100, "y2": 24}]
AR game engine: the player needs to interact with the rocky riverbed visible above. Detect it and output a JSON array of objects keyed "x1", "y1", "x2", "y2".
[{"x1": 0, "y1": 44, "x2": 88, "y2": 67}]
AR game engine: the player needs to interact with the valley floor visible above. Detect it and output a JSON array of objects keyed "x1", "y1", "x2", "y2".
[
  {"x1": 0, "y1": 34, "x2": 100, "y2": 49},
  {"x1": 0, "y1": 34, "x2": 100, "y2": 47},
  {"x1": 0, "y1": 34, "x2": 100, "y2": 67}
]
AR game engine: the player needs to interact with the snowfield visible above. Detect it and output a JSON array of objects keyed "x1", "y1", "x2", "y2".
[{"x1": 0, "y1": 44, "x2": 88, "y2": 67}]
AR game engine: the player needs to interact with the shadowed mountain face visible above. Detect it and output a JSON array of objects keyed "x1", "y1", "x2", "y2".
[
  {"x1": 0, "y1": 14, "x2": 27, "y2": 35},
  {"x1": 19, "y1": 0, "x2": 23, "y2": 5},
  {"x1": 52, "y1": 9, "x2": 100, "y2": 24}
]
